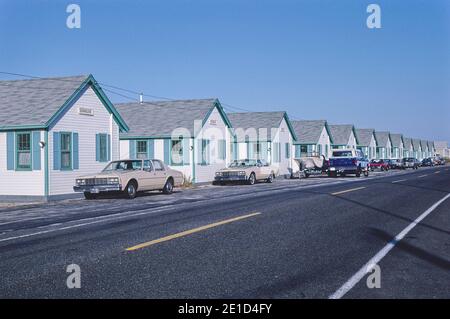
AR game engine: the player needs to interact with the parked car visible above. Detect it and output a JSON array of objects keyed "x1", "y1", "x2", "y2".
[
  {"x1": 293, "y1": 155, "x2": 329, "y2": 179},
  {"x1": 389, "y1": 159, "x2": 404, "y2": 169},
  {"x1": 369, "y1": 159, "x2": 390, "y2": 171},
  {"x1": 421, "y1": 157, "x2": 434, "y2": 167},
  {"x1": 402, "y1": 157, "x2": 420, "y2": 169},
  {"x1": 74, "y1": 159, "x2": 184, "y2": 199},
  {"x1": 214, "y1": 159, "x2": 277, "y2": 185},
  {"x1": 328, "y1": 149, "x2": 369, "y2": 177},
  {"x1": 433, "y1": 156, "x2": 446, "y2": 165}
]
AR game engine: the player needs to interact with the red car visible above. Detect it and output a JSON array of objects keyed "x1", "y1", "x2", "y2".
[{"x1": 369, "y1": 159, "x2": 390, "y2": 171}]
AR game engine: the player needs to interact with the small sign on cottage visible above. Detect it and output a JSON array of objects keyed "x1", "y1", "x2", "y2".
[
  {"x1": 78, "y1": 107, "x2": 94, "y2": 116},
  {"x1": 209, "y1": 119, "x2": 217, "y2": 125}
]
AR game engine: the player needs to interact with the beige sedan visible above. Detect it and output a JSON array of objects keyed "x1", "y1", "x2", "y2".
[
  {"x1": 74, "y1": 159, "x2": 184, "y2": 199},
  {"x1": 214, "y1": 159, "x2": 277, "y2": 185}
]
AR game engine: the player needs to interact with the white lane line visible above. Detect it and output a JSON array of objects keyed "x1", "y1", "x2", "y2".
[
  {"x1": 392, "y1": 179, "x2": 407, "y2": 183},
  {"x1": 329, "y1": 193, "x2": 450, "y2": 299},
  {"x1": 434, "y1": 171, "x2": 440, "y2": 174},
  {"x1": 418, "y1": 174, "x2": 428, "y2": 178}
]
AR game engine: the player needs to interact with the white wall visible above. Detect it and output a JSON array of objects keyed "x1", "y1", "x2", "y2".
[
  {"x1": 49, "y1": 86, "x2": 121, "y2": 196},
  {"x1": 271, "y1": 118, "x2": 293, "y2": 177},
  {"x1": 347, "y1": 131, "x2": 357, "y2": 149},
  {"x1": 318, "y1": 126, "x2": 332, "y2": 158},
  {"x1": 0, "y1": 131, "x2": 45, "y2": 196}
]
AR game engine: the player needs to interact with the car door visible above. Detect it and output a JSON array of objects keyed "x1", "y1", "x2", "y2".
[
  {"x1": 140, "y1": 160, "x2": 156, "y2": 190},
  {"x1": 151, "y1": 160, "x2": 168, "y2": 188}
]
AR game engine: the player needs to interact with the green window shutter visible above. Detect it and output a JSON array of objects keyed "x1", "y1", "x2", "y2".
[
  {"x1": 164, "y1": 139, "x2": 171, "y2": 165},
  {"x1": 218, "y1": 139, "x2": 226, "y2": 160},
  {"x1": 53, "y1": 132, "x2": 61, "y2": 170},
  {"x1": 260, "y1": 142, "x2": 268, "y2": 162},
  {"x1": 129, "y1": 140, "x2": 136, "y2": 159},
  {"x1": 32, "y1": 132, "x2": 41, "y2": 170},
  {"x1": 7, "y1": 132, "x2": 15, "y2": 170},
  {"x1": 147, "y1": 139, "x2": 154, "y2": 159},
  {"x1": 205, "y1": 139, "x2": 210, "y2": 164},
  {"x1": 248, "y1": 142, "x2": 254, "y2": 160},
  {"x1": 233, "y1": 143, "x2": 238, "y2": 160},
  {"x1": 295, "y1": 145, "x2": 301, "y2": 158},
  {"x1": 183, "y1": 138, "x2": 190, "y2": 164},
  {"x1": 285, "y1": 143, "x2": 290, "y2": 159},
  {"x1": 73, "y1": 132, "x2": 79, "y2": 170},
  {"x1": 107, "y1": 134, "x2": 111, "y2": 161},
  {"x1": 95, "y1": 134, "x2": 100, "y2": 161}
]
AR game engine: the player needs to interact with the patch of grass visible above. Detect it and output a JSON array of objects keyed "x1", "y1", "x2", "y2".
[{"x1": 181, "y1": 175, "x2": 193, "y2": 188}]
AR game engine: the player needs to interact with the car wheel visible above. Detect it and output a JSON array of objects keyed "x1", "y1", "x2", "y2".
[
  {"x1": 364, "y1": 168, "x2": 369, "y2": 177},
  {"x1": 266, "y1": 173, "x2": 274, "y2": 183},
  {"x1": 163, "y1": 178, "x2": 174, "y2": 194},
  {"x1": 84, "y1": 192, "x2": 97, "y2": 200},
  {"x1": 248, "y1": 173, "x2": 256, "y2": 185},
  {"x1": 124, "y1": 181, "x2": 137, "y2": 199}
]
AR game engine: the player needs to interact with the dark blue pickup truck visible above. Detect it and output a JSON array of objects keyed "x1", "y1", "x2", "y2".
[{"x1": 328, "y1": 149, "x2": 369, "y2": 177}]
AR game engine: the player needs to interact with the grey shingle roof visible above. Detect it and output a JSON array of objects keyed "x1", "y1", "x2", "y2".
[
  {"x1": 0, "y1": 75, "x2": 89, "y2": 128},
  {"x1": 403, "y1": 137, "x2": 412, "y2": 149},
  {"x1": 355, "y1": 128, "x2": 375, "y2": 147},
  {"x1": 117, "y1": 99, "x2": 222, "y2": 138},
  {"x1": 227, "y1": 112, "x2": 290, "y2": 141},
  {"x1": 329, "y1": 124, "x2": 355, "y2": 145},
  {"x1": 412, "y1": 138, "x2": 422, "y2": 150},
  {"x1": 291, "y1": 120, "x2": 327, "y2": 144},
  {"x1": 374, "y1": 131, "x2": 390, "y2": 147},
  {"x1": 390, "y1": 133, "x2": 403, "y2": 148}
]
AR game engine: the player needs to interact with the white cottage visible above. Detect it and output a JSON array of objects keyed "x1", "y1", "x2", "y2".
[
  {"x1": 412, "y1": 139, "x2": 422, "y2": 160},
  {"x1": 390, "y1": 133, "x2": 404, "y2": 159},
  {"x1": 117, "y1": 99, "x2": 233, "y2": 184},
  {"x1": 227, "y1": 112, "x2": 297, "y2": 178},
  {"x1": 291, "y1": 120, "x2": 333, "y2": 159},
  {"x1": 0, "y1": 75, "x2": 129, "y2": 201},
  {"x1": 374, "y1": 131, "x2": 392, "y2": 159},
  {"x1": 355, "y1": 128, "x2": 377, "y2": 160},
  {"x1": 329, "y1": 124, "x2": 358, "y2": 150},
  {"x1": 403, "y1": 137, "x2": 414, "y2": 158},
  {"x1": 420, "y1": 140, "x2": 429, "y2": 159}
]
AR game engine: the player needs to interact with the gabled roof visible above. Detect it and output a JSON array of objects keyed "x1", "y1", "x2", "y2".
[
  {"x1": 412, "y1": 138, "x2": 422, "y2": 150},
  {"x1": 329, "y1": 124, "x2": 358, "y2": 145},
  {"x1": 403, "y1": 137, "x2": 412, "y2": 149},
  {"x1": 390, "y1": 133, "x2": 404, "y2": 148},
  {"x1": 227, "y1": 111, "x2": 297, "y2": 141},
  {"x1": 117, "y1": 98, "x2": 231, "y2": 138},
  {"x1": 355, "y1": 128, "x2": 376, "y2": 147},
  {"x1": 374, "y1": 131, "x2": 391, "y2": 147},
  {"x1": 291, "y1": 120, "x2": 332, "y2": 144},
  {"x1": 0, "y1": 74, "x2": 129, "y2": 132}
]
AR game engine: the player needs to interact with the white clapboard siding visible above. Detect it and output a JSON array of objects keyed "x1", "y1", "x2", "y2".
[
  {"x1": 49, "y1": 86, "x2": 119, "y2": 196},
  {"x1": 0, "y1": 131, "x2": 45, "y2": 196},
  {"x1": 272, "y1": 118, "x2": 293, "y2": 177}
]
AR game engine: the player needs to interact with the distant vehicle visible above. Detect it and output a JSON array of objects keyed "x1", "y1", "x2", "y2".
[
  {"x1": 402, "y1": 157, "x2": 420, "y2": 169},
  {"x1": 369, "y1": 159, "x2": 390, "y2": 171},
  {"x1": 389, "y1": 159, "x2": 404, "y2": 169},
  {"x1": 328, "y1": 149, "x2": 369, "y2": 177},
  {"x1": 293, "y1": 154, "x2": 329, "y2": 179},
  {"x1": 433, "y1": 156, "x2": 446, "y2": 165},
  {"x1": 74, "y1": 159, "x2": 184, "y2": 199},
  {"x1": 421, "y1": 157, "x2": 434, "y2": 167},
  {"x1": 214, "y1": 159, "x2": 277, "y2": 185}
]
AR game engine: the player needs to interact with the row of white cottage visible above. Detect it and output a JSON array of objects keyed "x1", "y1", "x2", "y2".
[{"x1": 0, "y1": 75, "x2": 438, "y2": 201}]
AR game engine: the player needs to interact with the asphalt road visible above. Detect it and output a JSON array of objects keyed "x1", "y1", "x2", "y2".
[{"x1": 0, "y1": 166, "x2": 448, "y2": 298}]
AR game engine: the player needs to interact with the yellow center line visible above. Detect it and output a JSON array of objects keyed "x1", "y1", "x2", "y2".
[
  {"x1": 331, "y1": 187, "x2": 366, "y2": 196},
  {"x1": 418, "y1": 174, "x2": 428, "y2": 178},
  {"x1": 125, "y1": 212, "x2": 261, "y2": 251}
]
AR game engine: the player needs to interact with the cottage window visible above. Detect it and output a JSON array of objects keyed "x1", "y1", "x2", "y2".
[
  {"x1": 136, "y1": 140, "x2": 148, "y2": 159},
  {"x1": 60, "y1": 133, "x2": 72, "y2": 170},
  {"x1": 171, "y1": 139, "x2": 183, "y2": 164},
  {"x1": 16, "y1": 132, "x2": 32, "y2": 170}
]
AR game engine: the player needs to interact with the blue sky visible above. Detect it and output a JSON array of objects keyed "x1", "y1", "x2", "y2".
[{"x1": 0, "y1": 0, "x2": 448, "y2": 142}]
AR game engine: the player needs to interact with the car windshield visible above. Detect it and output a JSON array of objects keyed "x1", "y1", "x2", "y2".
[
  {"x1": 332, "y1": 151, "x2": 353, "y2": 157},
  {"x1": 103, "y1": 160, "x2": 142, "y2": 171},
  {"x1": 229, "y1": 159, "x2": 258, "y2": 167},
  {"x1": 371, "y1": 160, "x2": 382, "y2": 163}
]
